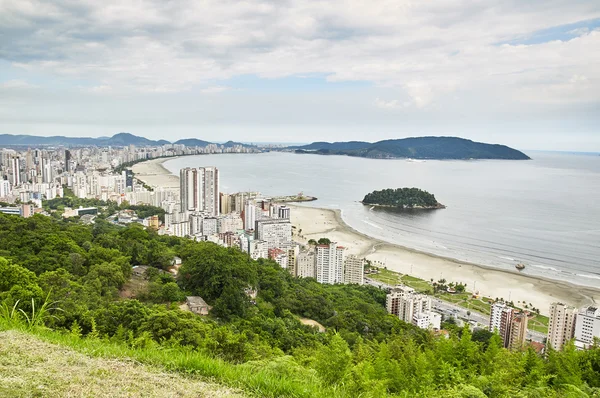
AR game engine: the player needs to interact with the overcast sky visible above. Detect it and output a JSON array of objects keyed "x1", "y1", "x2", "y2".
[{"x1": 1, "y1": 1, "x2": 599, "y2": 150}]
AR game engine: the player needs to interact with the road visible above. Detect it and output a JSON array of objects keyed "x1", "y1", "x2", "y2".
[{"x1": 365, "y1": 277, "x2": 547, "y2": 343}]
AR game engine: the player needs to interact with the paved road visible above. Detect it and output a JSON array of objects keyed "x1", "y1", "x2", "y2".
[{"x1": 365, "y1": 277, "x2": 546, "y2": 343}]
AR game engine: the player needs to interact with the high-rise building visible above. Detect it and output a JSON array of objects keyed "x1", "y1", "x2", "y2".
[
  {"x1": 10, "y1": 157, "x2": 20, "y2": 186},
  {"x1": 65, "y1": 150, "x2": 71, "y2": 173},
  {"x1": 255, "y1": 218, "x2": 292, "y2": 250},
  {"x1": 508, "y1": 312, "x2": 529, "y2": 351},
  {"x1": 386, "y1": 285, "x2": 430, "y2": 321},
  {"x1": 296, "y1": 250, "x2": 316, "y2": 278},
  {"x1": 548, "y1": 302, "x2": 577, "y2": 351},
  {"x1": 220, "y1": 193, "x2": 232, "y2": 214},
  {"x1": 343, "y1": 255, "x2": 364, "y2": 285},
  {"x1": 0, "y1": 180, "x2": 10, "y2": 198},
  {"x1": 179, "y1": 167, "x2": 219, "y2": 216},
  {"x1": 489, "y1": 302, "x2": 528, "y2": 349},
  {"x1": 574, "y1": 306, "x2": 600, "y2": 350},
  {"x1": 243, "y1": 202, "x2": 256, "y2": 230},
  {"x1": 315, "y1": 243, "x2": 345, "y2": 284}
]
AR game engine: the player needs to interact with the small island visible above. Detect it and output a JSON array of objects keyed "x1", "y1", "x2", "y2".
[{"x1": 362, "y1": 188, "x2": 445, "y2": 209}]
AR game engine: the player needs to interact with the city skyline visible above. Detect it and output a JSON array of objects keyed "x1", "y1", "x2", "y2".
[{"x1": 1, "y1": 1, "x2": 599, "y2": 151}]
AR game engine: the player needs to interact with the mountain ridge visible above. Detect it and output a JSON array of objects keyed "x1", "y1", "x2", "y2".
[
  {"x1": 0, "y1": 133, "x2": 254, "y2": 148},
  {"x1": 293, "y1": 136, "x2": 530, "y2": 160}
]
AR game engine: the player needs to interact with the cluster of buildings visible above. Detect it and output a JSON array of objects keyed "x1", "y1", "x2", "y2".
[
  {"x1": 547, "y1": 303, "x2": 600, "y2": 351},
  {"x1": 165, "y1": 166, "x2": 365, "y2": 285},
  {"x1": 0, "y1": 143, "x2": 258, "y2": 209},
  {"x1": 386, "y1": 285, "x2": 442, "y2": 330}
]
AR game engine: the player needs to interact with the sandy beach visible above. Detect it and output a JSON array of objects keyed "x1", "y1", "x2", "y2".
[
  {"x1": 289, "y1": 204, "x2": 600, "y2": 315},
  {"x1": 131, "y1": 157, "x2": 600, "y2": 315},
  {"x1": 131, "y1": 157, "x2": 181, "y2": 191}
]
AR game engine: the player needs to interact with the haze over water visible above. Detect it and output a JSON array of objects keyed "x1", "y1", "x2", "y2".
[{"x1": 164, "y1": 151, "x2": 600, "y2": 288}]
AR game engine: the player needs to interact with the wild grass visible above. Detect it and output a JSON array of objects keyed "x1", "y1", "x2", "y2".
[
  {"x1": 0, "y1": 320, "x2": 342, "y2": 398},
  {"x1": 0, "y1": 329, "x2": 243, "y2": 398}
]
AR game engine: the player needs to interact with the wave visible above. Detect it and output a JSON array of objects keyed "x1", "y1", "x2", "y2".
[
  {"x1": 576, "y1": 273, "x2": 600, "y2": 281},
  {"x1": 529, "y1": 264, "x2": 561, "y2": 272},
  {"x1": 362, "y1": 220, "x2": 383, "y2": 230},
  {"x1": 499, "y1": 256, "x2": 515, "y2": 261}
]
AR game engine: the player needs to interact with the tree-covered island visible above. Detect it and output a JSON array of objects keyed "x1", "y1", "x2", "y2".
[{"x1": 362, "y1": 187, "x2": 445, "y2": 209}]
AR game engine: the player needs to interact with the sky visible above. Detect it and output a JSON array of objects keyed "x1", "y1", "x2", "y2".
[{"x1": 1, "y1": 1, "x2": 599, "y2": 151}]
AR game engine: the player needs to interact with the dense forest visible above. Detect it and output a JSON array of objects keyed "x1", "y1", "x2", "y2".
[
  {"x1": 293, "y1": 137, "x2": 531, "y2": 160},
  {"x1": 362, "y1": 188, "x2": 443, "y2": 209},
  {"x1": 1, "y1": 213, "x2": 599, "y2": 397}
]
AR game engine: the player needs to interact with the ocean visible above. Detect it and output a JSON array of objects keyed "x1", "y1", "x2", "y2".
[{"x1": 163, "y1": 151, "x2": 600, "y2": 288}]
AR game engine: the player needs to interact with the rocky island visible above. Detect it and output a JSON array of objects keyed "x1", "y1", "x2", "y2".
[{"x1": 362, "y1": 188, "x2": 446, "y2": 209}]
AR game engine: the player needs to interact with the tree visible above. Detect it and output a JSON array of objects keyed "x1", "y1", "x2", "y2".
[{"x1": 317, "y1": 238, "x2": 331, "y2": 245}]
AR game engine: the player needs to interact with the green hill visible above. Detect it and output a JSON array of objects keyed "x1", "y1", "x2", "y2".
[{"x1": 293, "y1": 136, "x2": 530, "y2": 160}]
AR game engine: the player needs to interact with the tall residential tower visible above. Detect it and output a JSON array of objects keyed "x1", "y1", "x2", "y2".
[{"x1": 179, "y1": 167, "x2": 219, "y2": 216}]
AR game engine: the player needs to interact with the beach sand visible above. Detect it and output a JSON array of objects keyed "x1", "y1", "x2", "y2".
[
  {"x1": 131, "y1": 157, "x2": 180, "y2": 191},
  {"x1": 289, "y1": 204, "x2": 600, "y2": 315},
  {"x1": 131, "y1": 157, "x2": 600, "y2": 315}
]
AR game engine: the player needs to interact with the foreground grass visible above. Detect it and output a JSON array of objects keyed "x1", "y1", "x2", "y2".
[
  {"x1": 0, "y1": 329, "x2": 243, "y2": 398},
  {"x1": 0, "y1": 322, "x2": 339, "y2": 398}
]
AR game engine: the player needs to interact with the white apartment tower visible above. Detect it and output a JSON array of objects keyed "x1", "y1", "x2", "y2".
[
  {"x1": 315, "y1": 243, "x2": 345, "y2": 284},
  {"x1": 0, "y1": 180, "x2": 11, "y2": 198},
  {"x1": 548, "y1": 302, "x2": 577, "y2": 351},
  {"x1": 180, "y1": 167, "x2": 219, "y2": 216},
  {"x1": 343, "y1": 255, "x2": 365, "y2": 285},
  {"x1": 574, "y1": 306, "x2": 600, "y2": 350}
]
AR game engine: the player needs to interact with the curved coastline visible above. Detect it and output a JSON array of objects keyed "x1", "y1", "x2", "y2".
[{"x1": 131, "y1": 156, "x2": 600, "y2": 315}]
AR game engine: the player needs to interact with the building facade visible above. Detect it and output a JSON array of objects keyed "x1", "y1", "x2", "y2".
[
  {"x1": 179, "y1": 167, "x2": 219, "y2": 216},
  {"x1": 315, "y1": 243, "x2": 344, "y2": 284},
  {"x1": 343, "y1": 255, "x2": 365, "y2": 285},
  {"x1": 547, "y1": 302, "x2": 577, "y2": 351},
  {"x1": 575, "y1": 306, "x2": 600, "y2": 349}
]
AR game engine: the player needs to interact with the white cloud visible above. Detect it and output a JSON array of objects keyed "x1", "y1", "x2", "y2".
[
  {"x1": 1, "y1": 79, "x2": 38, "y2": 89},
  {"x1": 200, "y1": 86, "x2": 231, "y2": 94},
  {"x1": 375, "y1": 98, "x2": 409, "y2": 110},
  {"x1": 0, "y1": 0, "x2": 599, "y2": 149}
]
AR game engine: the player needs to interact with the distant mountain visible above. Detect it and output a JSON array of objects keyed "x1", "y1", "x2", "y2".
[
  {"x1": 291, "y1": 141, "x2": 370, "y2": 151},
  {"x1": 105, "y1": 133, "x2": 170, "y2": 146},
  {"x1": 0, "y1": 133, "x2": 251, "y2": 148},
  {"x1": 293, "y1": 136, "x2": 530, "y2": 160},
  {"x1": 173, "y1": 138, "x2": 213, "y2": 147}
]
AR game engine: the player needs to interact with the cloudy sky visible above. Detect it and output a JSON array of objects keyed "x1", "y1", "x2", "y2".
[{"x1": 1, "y1": 1, "x2": 599, "y2": 150}]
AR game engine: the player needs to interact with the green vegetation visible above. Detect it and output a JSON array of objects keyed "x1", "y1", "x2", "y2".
[
  {"x1": 0, "y1": 330, "x2": 242, "y2": 398},
  {"x1": 0, "y1": 213, "x2": 599, "y2": 397},
  {"x1": 294, "y1": 136, "x2": 531, "y2": 160},
  {"x1": 363, "y1": 187, "x2": 442, "y2": 208}
]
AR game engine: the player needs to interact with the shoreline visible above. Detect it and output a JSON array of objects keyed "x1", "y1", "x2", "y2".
[
  {"x1": 289, "y1": 204, "x2": 599, "y2": 315},
  {"x1": 130, "y1": 157, "x2": 600, "y2": 315}
]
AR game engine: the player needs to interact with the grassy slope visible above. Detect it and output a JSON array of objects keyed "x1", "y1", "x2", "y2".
[{"x1": 0, "y1": 330, "x2": 244, "y2": 398}]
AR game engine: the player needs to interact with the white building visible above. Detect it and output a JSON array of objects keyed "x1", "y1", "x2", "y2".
[
  {"x1": 343, "y1": 255, "x2": 364, "y2": 285},
  {"x1": 315, "y1": 243, "x2": 344, "y2": 284},
  {"x1": 575, "y1": 306, "x2": 600, "y2": 349},
  {"x1": 413, "y1": 311, "x2": 442, "y2": 330},
  {"x1": 218, "y1": 213, "x2": 243, "y2": 233},
  {"x1": 548, "y1": 302, "x2": 577, "y2": 351},
  {"x1": 0, "y1": 180, "x2": 11, "y2": 198},
  {"x1": 255, "y1": 218, "x2": 292, "y2": 250},
  {"x1": 296, "y1": 250, "x2": 316, "y2": 278},
  {"x1": 202, "y1": 217, "x2": 218, "y2": 236},
  {"x1": 180, "y1": 167, "x2": 219, "y2": 216},
  {"x1": 386, "y1": 285, "x2": 432, "y2": 325},
  {"x1": 244, "y1": 202, "x2": 256, "y2": 230}
]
